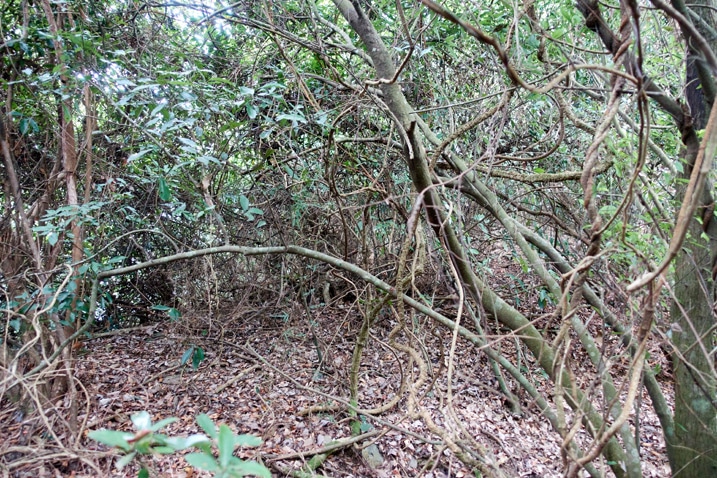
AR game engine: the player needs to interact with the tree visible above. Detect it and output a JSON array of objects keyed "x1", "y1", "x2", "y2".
[
  {"x1": 664, "y1": 0, "x2": 717, "y2": 473},
  {"x1": 2, "y1": 0, "x2": 716, "y2": 476}
]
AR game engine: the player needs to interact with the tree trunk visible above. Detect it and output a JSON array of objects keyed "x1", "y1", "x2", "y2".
[
  {"x1": 670, "y1": 234, "x2": 717, "y2": 475},
  {"x1": 670, "y1": 0, "x2": 717, "y2": 474}
]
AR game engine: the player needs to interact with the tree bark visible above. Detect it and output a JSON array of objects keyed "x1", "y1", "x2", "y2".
[{"x1": 670, "y1": 0, "x2": 717, "y2": 473}]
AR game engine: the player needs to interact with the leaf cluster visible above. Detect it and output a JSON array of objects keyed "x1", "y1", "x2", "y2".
[{"x1": 89, "y1": 411, "x2": 270, "y2": 478}]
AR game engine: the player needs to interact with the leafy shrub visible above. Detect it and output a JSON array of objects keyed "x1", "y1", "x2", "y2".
[{"x1": 89, "y1": 411, "x2": 270, "y2": 478}]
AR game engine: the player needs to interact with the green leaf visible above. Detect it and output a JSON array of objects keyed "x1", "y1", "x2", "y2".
[
  {"x1": 226, "y1": 455, "x2": 242, "y2": 468},
  {"x1": 185, "y1": 452, "x2": 220, "y2": 472},
  {"x1": 168, "y1": 308, "x2": 181, "y2": 321},
  {"x1": 158, "y1": 177, "x2": 172, "y2": 201},
  {"x1": 153, "y1": 446, "x2": 176, "y2": 454},
  {"x1": 131, "y1": 411, "x2": 153, "y2": 430},
  {"x1": 235, "y1": 434, "x2": 262, "y2": 447},
  {"x1": 181, "y1": 346, "x2": 195, "y2": 366},
  {"x1": 150, "y1": 416, "x2": 178, "y2": 432},
  {"x1": 18, "y1": 117, "x2": 39, "y2": 135},
  {"x1": 116, "y1": 451, "x2": 137, "y2": 469},
  {"x1": 165, "y1": 434, "x2": 210, "y2": 450},
  {"x1": 359, "y1": 416, "x2": 373, "y2": 433},
  {"x1": 150, "y1": 103, "x2": 165, "y2": 116},
  {"x1": 127, "y1": 148, "x2": 153, "y2": 163},
  {"x1": 276, "y1": 112, "x2": 307, "y2": 124},
  {"x1": 196, "y1": 414, "x2": 218, "y2": 439},
  {"x1": 234, "y1": 461, "x2": 272, "y2": 478},
  {"x1": 239, "y1": 195, "x2": 250, "y2": 211},
  {"x1": 192, "y1": 347, "x2": 205, "y2": 370},
  {"x1": 138, "y1": 467, "x2": 149, "y2": 478},
  {"x1": 105, "y1": 255, "x2": 126, "y2": 264},
  {"x1": 129, "y1": 83, "x2": 160, "y2": 93},
  {"x1": 246, "y1": 103, "x2": 258, "y2": 119},
  {"x1": 217, "y1": 424, "x2": 237, "y2": 468},
  {"x1": 197, "y1": 155, "x2": 219, "y2": 165},
  {"x1": 179, "y1": 137, "x2": 199, "y2": 153},
  {"x1": 88, "y1": 429, "x2": 133, "y2": 451}
]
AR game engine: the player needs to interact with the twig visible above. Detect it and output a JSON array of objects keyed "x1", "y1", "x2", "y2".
[
  {"x1": 264, "y1": 429, "x2": 380, "y2": 461},
  {"x1": 214, "y1": 364, "x2": 261, "y2": 394},
  {"x1": 85, "y1": 325, "x2": 157, "y2": 339},
  {"x1": 140, "y1": 362, "x2": 184, "y2": 386}
]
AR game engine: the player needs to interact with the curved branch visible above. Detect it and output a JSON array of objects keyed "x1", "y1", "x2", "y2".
[{"x1": 575, "y1": 0, "x2": 688, "y2": 128}]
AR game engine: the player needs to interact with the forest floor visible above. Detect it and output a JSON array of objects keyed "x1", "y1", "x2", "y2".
[
  {"x1": 2, "y1": 261, "x2": 674, "y2": 478},
  {"x1": 4, "y1": 307, "x2": 672, "y2": 477}
]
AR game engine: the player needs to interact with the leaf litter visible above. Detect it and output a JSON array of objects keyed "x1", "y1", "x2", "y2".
[
  {"x1": 47, "y1": 299, "x2": 671, "y2": 478},
  {"x1": 3, "y1": 253, "x2": 672, "y2": 477}
]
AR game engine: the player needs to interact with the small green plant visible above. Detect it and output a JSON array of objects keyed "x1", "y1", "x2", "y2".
[
  {"x1": 537, "y1": 287, "x2": 554, "y2": 311},
  {"x1": 89, "y1": 411, "x2": 270, "y2": 478},
  {"x1": 186, "y1": 414, "x2": 270, "y2": 478},
  {"x1": 181, "y1": 344, "x2": 206, "y2": 370},
  {"x1": 88, "y1": 411, "x2": 203, "y2": 476}
]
